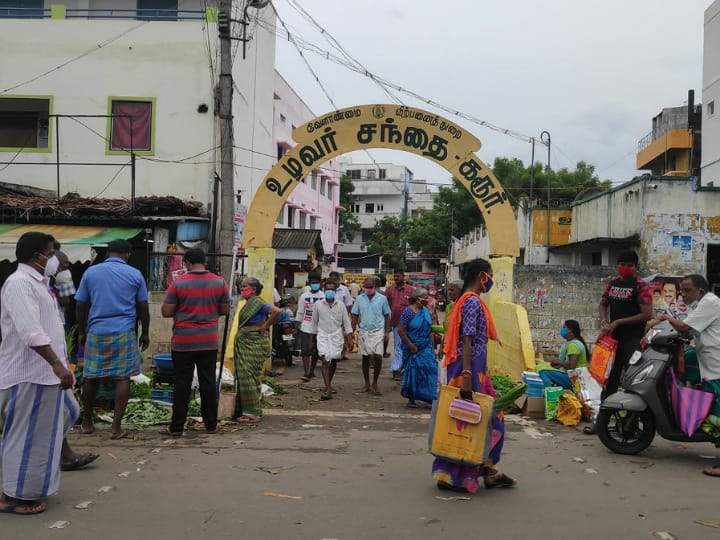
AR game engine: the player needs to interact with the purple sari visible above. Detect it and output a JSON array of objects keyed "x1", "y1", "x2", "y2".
[{"x1": 431, "y1": 295, "x2": 505, "y2": 493}]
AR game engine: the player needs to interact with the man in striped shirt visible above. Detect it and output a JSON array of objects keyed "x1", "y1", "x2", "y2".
[{"x1": 162, "y1": 248, "x2": 230, "y2": 435}]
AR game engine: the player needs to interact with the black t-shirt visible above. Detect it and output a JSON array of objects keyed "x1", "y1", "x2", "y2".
[{"x1": 601, "y1": 276, "x2": 652, "y2": 339}]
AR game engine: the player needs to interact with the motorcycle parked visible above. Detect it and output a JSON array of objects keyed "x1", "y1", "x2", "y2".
[
  {"x1": 272, "y1": 295, "x2": 296, "y2": 367},
  {"x1": 596, "y1": 323, "x2": 718, "y2": 455}
]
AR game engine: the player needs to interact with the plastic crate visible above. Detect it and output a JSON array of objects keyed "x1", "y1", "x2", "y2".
[
  {"x1": 150, "y1": 389, "x2": 174, "y2": 404},
  {"x1": 153, "y1": 354, "x2": 174, "y2": 372}
]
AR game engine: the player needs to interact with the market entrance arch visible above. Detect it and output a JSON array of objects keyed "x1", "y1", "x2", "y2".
[{"x1": 244, "y1": 104, "x2": 520, "y2": 296}]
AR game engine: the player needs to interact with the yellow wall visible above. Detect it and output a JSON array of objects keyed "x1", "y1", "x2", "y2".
[
  {"x1": 531, "y1": 209, "x2": 572, "y2": 245},
  {"x1": 487, "y1": 301, "x2": 536, "y2": 379},
  {"x1": 636, "y1": 128, "x2": 692, "y2": 170}
]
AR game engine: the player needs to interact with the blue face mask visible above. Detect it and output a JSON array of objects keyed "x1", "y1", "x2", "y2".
[
  {"x1": 482, "y1": 276, "x2": 494, "y2": 293},
  {"x1": 560, "y1": 328, "x2": 570, "y2": 338},
  {"x1": 310, "y1": 283, "x2": 320, "y2": 292},
  {"x1": 325, "y1": 290, "x2": 336, "y2": 301}
]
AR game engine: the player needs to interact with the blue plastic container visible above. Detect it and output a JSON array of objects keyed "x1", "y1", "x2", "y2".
[
  {"x1": 153, "y1": 354, "x2": 174, "y2": 372},
  {"x1": 150, "y1": 389, "x2": 174, "y2": 404}
]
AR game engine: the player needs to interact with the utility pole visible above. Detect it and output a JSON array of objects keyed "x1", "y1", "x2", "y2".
[
  {"x1": 218, "y1": 0, "x2": 235, "y2": 282},
  {"x1": 400, "y1": 174, "x2": 409, "y2": 269},
  {"x1": 540, "y1": 131, "x2": 551, "y2": 264}
]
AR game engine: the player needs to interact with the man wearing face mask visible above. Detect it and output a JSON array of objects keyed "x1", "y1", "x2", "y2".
[
  {"x1": 296, "y1": 273, "x2": 325, "y2": 382},
  {"x1": 385, "y1": 269, "x2": 416, "y2": 381},
  {"x1": 584, "y1": 250, "x2": 652, "y2": 435},
  {"x1": 310, "y1": 280, "x2": 353, "y2": 400},
  {"x1": 0, "y1": 232, "x2": 79, "y2": 514},
  {"x1": 351, "y1": 277, "x2": 391, "y2": 394}
]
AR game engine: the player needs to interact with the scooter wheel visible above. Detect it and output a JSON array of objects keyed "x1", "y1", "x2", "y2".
[
  {"x1": 285, "y1": 352, "x2": 293, "y2": 367},
  {"x1": 596, "y1": 408, "x2": 656, "y2": 455}
]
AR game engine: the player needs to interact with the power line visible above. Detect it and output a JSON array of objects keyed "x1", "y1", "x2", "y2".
[
  {"x1": 92, "y1": 161, "x2": 131, "y2": 198},
  {"x1": 2, "y1": 23, "x2": 149, "y2": 93},
  {"x1": 282, "y1": 0, "x2": 402, "y2": 106},
  {"x1": 260, "y1": 15, "x2": 542, "y2": 146}
]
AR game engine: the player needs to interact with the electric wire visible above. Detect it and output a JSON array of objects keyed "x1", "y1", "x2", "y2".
[{"x1": 92, "y1": 161, "x2": 131, "y2": 198}]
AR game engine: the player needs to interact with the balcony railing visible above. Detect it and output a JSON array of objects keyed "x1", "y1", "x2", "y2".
[
  {"x1": 637, "y1": 131, "x2": 653, "y2": 153},
  {"x1": 0, "y1": 7, "x2": 208, "y2": 21}
]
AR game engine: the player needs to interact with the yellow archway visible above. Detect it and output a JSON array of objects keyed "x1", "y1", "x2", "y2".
[{"x1": 242, "y1": 104, "x2": 534, "y2": 378}]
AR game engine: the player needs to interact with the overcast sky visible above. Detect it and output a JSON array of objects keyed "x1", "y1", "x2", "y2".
[{"x1": 272, "y1": 0, "x2": 711, "y2": 188}]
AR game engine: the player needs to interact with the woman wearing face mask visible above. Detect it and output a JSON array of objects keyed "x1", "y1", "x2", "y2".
[
  {"x1": 398, "y1": 288, "x2": 438, "y2": 408},
  {"x1": 433, "y1": 258, "x2": 516, "y2": 492},
  {"x1": 233, "y1": 277, "x2": 280, "y2": 423},
  {"x1": 537, "y1": 320, "x2": 588, "y2": 390}
]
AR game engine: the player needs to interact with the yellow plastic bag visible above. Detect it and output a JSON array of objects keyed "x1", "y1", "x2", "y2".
[
  {"x1": 429, "y1": 385, "x2": 494, "y2": 466},
  {"x1": 556, "y1": 390, "x2": 583, "y2": 427}
]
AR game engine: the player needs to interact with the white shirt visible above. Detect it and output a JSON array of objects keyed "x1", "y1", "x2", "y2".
[
  {"x1": 310, "y1": 299, "x2": 352, "y2": 336},
  {"x1": 684, "y1": 292, "x2": 720, "y2": 381},
  {"x1": 296, "y1": 291, "x2": 325, "y2": 333},
  {"x1": 0, "y1": 264, "x2": 68, "y2": 389},
  {"x1": 335, "y1": 284, "x2": 353, "y2": 308}
]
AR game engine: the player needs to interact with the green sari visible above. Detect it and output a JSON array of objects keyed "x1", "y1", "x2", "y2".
[{"x1": 234, "y1": 296, "x2": 271, "y2": 417}]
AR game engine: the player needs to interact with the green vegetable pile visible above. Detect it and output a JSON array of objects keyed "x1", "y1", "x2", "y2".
[
  {"x1": 490, "y1": 373, "x2": 527, "y2": 412},
  {"x1": 130, "y1": 382, "x2": 151, "y2": 400},
  {"x1": 116, "y1": 399, "x2": 171, "y2": 426},
  {"x1": 263, "y1": 376, "x2": 286, "y2": 396}
]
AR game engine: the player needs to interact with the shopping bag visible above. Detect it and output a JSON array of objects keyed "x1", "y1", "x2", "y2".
[
  {"x1": 573, "y1": 367, "x2": 602, "y2": 421},
  {"x1": 429, "y1": 385, "x2": 494, "y2": 466},
  {"x1": 589, "y1": 336, "x2": 618, "y2": 386},
  {"x1": 544, "y1": 386, "x2": 564, "y2": 420},
  {"x1": 669, "y1": 368, "x2": 714, "y2": 437}
]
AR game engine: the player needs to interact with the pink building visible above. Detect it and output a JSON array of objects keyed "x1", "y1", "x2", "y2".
[{"x1": 273, "y1": 72, "x2": 340, "y2": 271}]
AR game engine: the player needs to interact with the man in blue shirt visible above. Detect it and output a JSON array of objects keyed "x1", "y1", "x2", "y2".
[
  {"x1": 351, "y1": 277, "x2": 390, "y2": 394},
  {"x1": 76, "y1": 240, "x2": 150, "y2": 439}
]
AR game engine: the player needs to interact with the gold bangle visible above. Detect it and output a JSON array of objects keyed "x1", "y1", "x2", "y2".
[{"x1": 461, "y1": 369, "x2": 472, "y2": 376}]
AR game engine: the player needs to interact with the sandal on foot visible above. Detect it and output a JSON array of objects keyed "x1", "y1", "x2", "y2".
[
  {"x1": 703, "y1": 466, "x2": 720, "y2": 477},
  {"x1": 0, "y1": 499, "x2": 46, "y2": 515},
  {"x1": 61, "y1": 453, "x2": 100, "y2": 471},
  {"x1": 236, "y1": 415, "x2": 261, "y2": 423},
  {"x1": 320, "y1": 390, "x2": 332, "y2": 401},
  {"x1": 484, "y1": 472, "x2": 517, "y2": 489},
  {"x1": 437, "y1": 481, "x2": 469, "y2": 493},
  {"x1": 583, "y1": 425, "x2": 597, "y2": 435},
  {"x1": 110, "y1": 430, "x2": 131, "y2": 440}
]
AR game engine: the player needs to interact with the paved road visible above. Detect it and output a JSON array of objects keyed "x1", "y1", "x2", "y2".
[{"x1": 4, "y1": 354, "x2": 720, "y2": 539}]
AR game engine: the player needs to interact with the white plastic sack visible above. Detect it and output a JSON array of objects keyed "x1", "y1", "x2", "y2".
[
  {"x1": 260, "y1": 383, "x2": 275, "y2": 398},
  {"x1": 216, "y1": 365, "x2": 235, "y2": 386},
  {"x1": 573, "y1": 367, "x2": 602, "y2": 420},
  {"x1": 130, "y1": 373, "x2": 151, "y2": 385}
]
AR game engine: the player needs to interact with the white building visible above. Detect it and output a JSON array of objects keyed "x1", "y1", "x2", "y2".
[
  {"x1": 0, "y1": 1, "x2": 276, "y2": 270},
  {"x1": 338, "y1": 161, "x2": 436, "y2": 271},
  {"x1": 703, "y1": 0, "x2": 720, "y2": 186}
]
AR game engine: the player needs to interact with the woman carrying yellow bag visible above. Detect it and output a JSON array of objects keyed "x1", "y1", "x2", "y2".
[{"x1": 431, "y1": 259, "x2": 517, "y2": 493}]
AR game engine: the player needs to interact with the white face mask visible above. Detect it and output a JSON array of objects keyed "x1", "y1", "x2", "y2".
[
  {"x1": 55, "y1": 269, "x2": 72, "y2": 285},
  {"x1": 44, "y1": 255, "x2": 59, "y2": 277}
]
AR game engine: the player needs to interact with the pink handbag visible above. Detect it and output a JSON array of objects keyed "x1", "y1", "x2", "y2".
[{"x1": 669, "y1": 369, "x2": 714, "y2": 437}]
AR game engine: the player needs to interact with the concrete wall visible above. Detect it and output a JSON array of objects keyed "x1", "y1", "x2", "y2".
[{"x1": 514, "y1": 265, "x2": 609, "y2": 356}]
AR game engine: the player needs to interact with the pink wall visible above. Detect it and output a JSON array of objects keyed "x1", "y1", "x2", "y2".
[{"x1": 273, "y1": 72, "x2": 340, "y2": 268}]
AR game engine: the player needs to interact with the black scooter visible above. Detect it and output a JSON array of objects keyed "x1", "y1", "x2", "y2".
[
  {"x1": 597, "y1": 323, "x2": 717, "y2": 455},
  {"x1": 271, "y1": 296, "x2": 296, "y2": 367}
]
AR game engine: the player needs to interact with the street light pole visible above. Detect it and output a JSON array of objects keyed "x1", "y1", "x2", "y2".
[{"x1": 540, "y1": 131, "x2": 551, "y2": 264}]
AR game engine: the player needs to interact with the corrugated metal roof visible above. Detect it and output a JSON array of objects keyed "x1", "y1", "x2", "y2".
[{"x1": 272, "y1": 229, "x2": 324, "y2": 255}]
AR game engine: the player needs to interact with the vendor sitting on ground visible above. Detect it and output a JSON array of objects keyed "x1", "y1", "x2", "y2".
[{"x1": 537, "y1": 319, "x2": 588, "y2": 390}]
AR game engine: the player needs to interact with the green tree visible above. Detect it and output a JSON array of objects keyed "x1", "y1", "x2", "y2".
[
  {"x1": 338, "y1": 175, "x2": 361, "y2": 243},
  {"x1": 363, "y1": 216, "x2": 405, "y2": 270},
  {"x1": 402, "y1": 158, "x2": 611, "y2": 256}
]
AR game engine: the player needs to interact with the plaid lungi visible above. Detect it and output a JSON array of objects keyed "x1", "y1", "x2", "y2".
[{"x1": 83, "y1": 331, "x2": 141, "y2": 379}]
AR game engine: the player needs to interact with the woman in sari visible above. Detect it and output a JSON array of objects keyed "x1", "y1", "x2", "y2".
[
  {"x1": 234, "y1": 277, "x2": 280, "y2": 423},
  {"x1": 432, "y1": 259, "x2": 517, "y2": 493},
  {"x1": 398, "y1": 288, "x2": 438, "y2": 408}
]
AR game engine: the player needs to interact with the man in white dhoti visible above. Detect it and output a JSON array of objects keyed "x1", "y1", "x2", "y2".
[
  {"x1": 311, "y1": 280, "x2": 353, "y2": 401},
  {"x1": 0, "y1": 232, "x2": 78, "y2": 515},
  {"x1": 351, "y1": 277, "x2": 391, "y2": 395}
]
